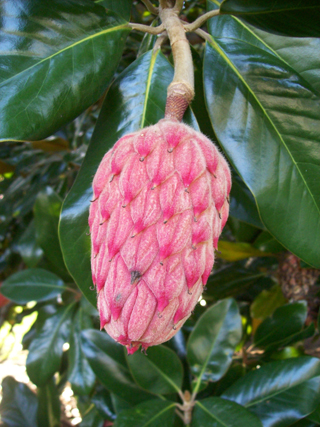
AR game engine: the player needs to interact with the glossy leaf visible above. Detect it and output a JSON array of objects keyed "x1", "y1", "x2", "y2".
[
  {"x1": 16, "y1": 221, "x2": 43, "y2": 268},
  {"x1": 220, "y1": 0, "x2": 320, "y2": 37},
  {"x1": 81, "y1": 329, "x2": 155, "y2": 405},
  {"x1": 37, "y1": 378, "x2": 61, "y2": 427},
  {"x1": 217, "y1": 241, "x2": 271, "y2": 262},
  {"x1": 230, "y1": 174, "x2": 264, "y2": 229},
  {"x1": 253, "y1": 231, "x2": 286, "y2": 254},
  {"x1": 308, "y1": 403, "x2": 320, "y2": 424},
  {"x1": 187, "y1": 299, "x2": 242, "y2": 394},
  {"x1": 294, "y1": 421, "x2": 318, "y2": 427},
  {"x1": 127, "y1": 345, "x2": 183, "y2": 394},
  {"x1": 204, "y1": 1, "x2": 320, "y2": 268},
  {"x1": 137, "y1": 20, "x2": 158, "y2": 57},
  {"x1": 80, "y1": 406, "x2": 105, "y2": 427},
  {"x1": 254, "y1": 301, "x2": 307, "y2": 348},
  {"x1": 68, "y1": 309, "x2": 96, "y2": 395},
  {"x1": 92, "y1": 389, "x2": 116, "y2": 421},
  {"x1": 0, "y1": 0, "x2": 130, "y2": 141},
  {"x1": 98, "y1": 0, "x2": 133, "y2": 21},
  {"x1": 1, "y1": 268, "x2": 67, "y2": 304},
  {"x1": 59, "y1": 49, "x2": 197, "y2": 306},
  {"x1": 26, "y1": 303, "x2": 75, "y2": 387},
  {"x1": 206, "y1": 262, "x2": 266, "y2": 300},
  {"x1": 113, "y1": 400, "x2": 176, "y2": 427},
  {"x1": 250, "y1": 285, "x2": 287, "y2": 321},
  {"x1": 192, "y1": 397, "x2": 263, "y2": 427},
  {"x1": 0, "y1": 377, "x2": 38, "y2": 427},
  {"x1": 34, "y1": 187, "x2": 69, "y2": 279},
  {"x1": 248, "y1": 30, "x2": 320, "y2": 94},
  {"x1": 223, "y1": 357, "x2": 320, "y2": 427}
]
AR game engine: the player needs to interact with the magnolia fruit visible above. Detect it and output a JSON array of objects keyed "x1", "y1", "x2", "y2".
[{"x1": 89, "y1": 119, "x2": 231, "y2": 354}]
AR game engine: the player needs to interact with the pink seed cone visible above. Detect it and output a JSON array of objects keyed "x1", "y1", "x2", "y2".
[{"x1": 89, "y1": 119, "x2": 231, "y2": 354}]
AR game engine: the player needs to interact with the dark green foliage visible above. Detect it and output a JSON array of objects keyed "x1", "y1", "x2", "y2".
[{"x1": 0, "y1": 1, "x2": 319, "y2": 426}]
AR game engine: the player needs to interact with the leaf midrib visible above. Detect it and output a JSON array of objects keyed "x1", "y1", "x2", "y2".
[
  {"x1": 206, "y1": 36, "x2": 320, "y2": 217},
  {"x1": 245, "y1": 374, "x2": 320, "y2": 408},
  {"x1": 210, "y1": 0, "x2": 320, "y2": 97},
  {"x1": 140, "y1": 50, "x2": 159, "y2": 128},
  {"x1": 195, "y1": 401, "x2": 230, "y2": 427},
  {"x1": 192, "y1": 302, "x2": 230, "y2": 394},
  {"x1": 141, "y1": 355, "x2": 181, "y2": 393},
  {"x1": 221, "y1": 5, "x2": 320, "y2": 16},
  {"x1": 0, "y1": 24, "x2": 129, "y2": 90},
  {"x1": 139, "y1": 403, "x2": 176, "y2": 427}
]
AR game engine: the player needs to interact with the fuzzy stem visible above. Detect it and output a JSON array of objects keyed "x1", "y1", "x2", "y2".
[
  {"x1": 184, "y1": 9, "x2": 220, "y2": 32},
  {"x1": 159, "y1": 4, "x2": 194, "y2": 121},
  {"x1": 141, "y1": 0, "x2": 159, "y2": 15},
  {"x1": 194, "y1": 27, "x2": 212, "y2": 43},
  {"x1": 153, "y1": 32, "x2": 168, "y2": 52},
  {"x1": 128, "y1": 22, "x2": 164, "y2": 34},
  {"x1": 173, "y1": 0, "x2": 184, "y2": 12}
]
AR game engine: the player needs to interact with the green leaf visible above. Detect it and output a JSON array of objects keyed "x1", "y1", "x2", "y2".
[
  {"x1": 37, "y1": 378, "x2": 61, "y2": 427},
  {"x1": 34, "y1": 187, "x2": 69, "y2": 279},
  {"x1": 187, "y1": 299, "x2": 242, "y2": 394},
  {"x1": 223, "y1": 357, "x2": 320, "y2": 427},
  {"x1": 98, "y1": 0, "x2": 133, "y2": 20},
  {"x1": 59, "y1": 49, "x2": 198, "y2": 306},
  {"x1": 127, "y1": 345, "x2": 183, "y2": 394},
  {"x1": 253, "y1": 232, "x2": 286, "y2": 254},
  {"x1": 113, "y1": 400, "x2": 176, "y2": 427},
  {"x1": 230, "y1": 175, "x2": 264, "y2": 229},
  {"x1": 0, "y1": 377, "x2": 38, "y2": 427},
  {"x1": 308, "y1": 403, "x2": 320, "y2": 423},
  {"x1": 249, "y1": 30, "x2": 320, "y2": 94},
  {"x1": 206, "y1": 262, "x2": 266, "y2": 300},
  {"x1": 91, "y1": 389, "x2": 116, "y2": 421},
  {"x1": 80, "y1": 406, "x2": 105, "y2": 427},
  {"x1": 27, "y1": 303, "x2": 75, "y2": 387},
  {"x1": 0, "y1": 0, "x2": 130, "y2": 141},
  {"x1": 204, "y1": 1, "x2": 320, "y2": 268},
  {"x1": 16, "y1": 221, "x2": 43, "y2": 268},
  {"x1": 192, "y1": 397, "x2": 263, "y2": 427},
  {"x1": 68, "y1": 309, "x2": 96, "y2": 395},
  {"x1": 1, "y1": 268, "x2": 67, "y2": 304},
  {"x1": 137, "y1": 21, "x2": 159, "y2": 57},
  {"x1": 250, "y1": 285, "x2": 287, "y2": 321},
  {"x1": 294, "y1": 420, "x2": 318, "y2": 427},
  {"x1": 81, "y1": 329, "x2": 155, "y2": 405},
  {"x1": 217, "y1": 241, "x2": 271, "y2": 261},
  {"x1": 254, "y1": 301, "x2": 307, "y2": 348},
  {"x1": 220, "y1": 0, "x2": 320, "y2": 37}
]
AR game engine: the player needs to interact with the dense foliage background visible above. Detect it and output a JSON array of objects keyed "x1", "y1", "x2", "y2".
[{"x1": 0, "y1": 0, "x2": 320, "y2": 426}]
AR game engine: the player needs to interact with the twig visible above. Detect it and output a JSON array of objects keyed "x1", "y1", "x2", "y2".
[
  {"x1": 141, "y1": 0, "x2": 159, "y2": 15},
  {"x1": 194, "y1": 28, "x2": 212, "y2": 44},
  {"x1": 173, "y1": 0, "x2": 184, "y2": 12},
  {"x1": 159, "y1": 5, "x2": 194, "y2": 120},
  {"x1": 153, "y1": 32, "x2": 168, "y2": 52},
  {"x1": 128, "y1": 22, "x2": 164, "y2": 34},
  {"x1": 159, "y1": 0, "x2": 168, "y2": 8},
  {"x1": 184, "y1": 9, "x2": 220, "y2": 32}
]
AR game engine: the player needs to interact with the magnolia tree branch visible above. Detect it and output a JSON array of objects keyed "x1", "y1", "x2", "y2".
[
  {"x1": 194, "y1": 27, "x2": 212, "y2": 43},
  {"x1": 173, "y1": 0, "x2": 185, "y2": 12},
  {"x1": 153, "y1": 32, "x2": 168, "y2": 52},
  {"x1": 183, "y1": 9, "x2": 220, "y2": 32},
  {"x1": 129, "y1": 2, "x2": 220, "y2": 121},
  {"x1": 159, "y1": 5, "x2": 194, "y2": 121},
  {"x1": 128, "y1": 22, "x2": 164, "y2": 34},
  {"x1": 141, "y1": 0, "x2": 159, "y2": 15}
]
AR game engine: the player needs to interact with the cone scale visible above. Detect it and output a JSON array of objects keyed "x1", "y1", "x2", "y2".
[{"x1": 89, "y1": 118, "x2": 231, "y2": 354}]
